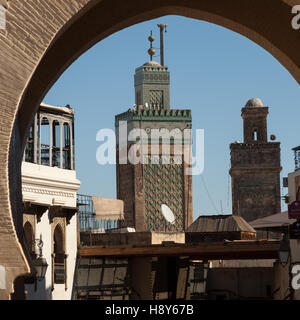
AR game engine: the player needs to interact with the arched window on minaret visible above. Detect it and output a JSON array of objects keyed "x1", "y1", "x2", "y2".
[{"x1": 252, "y1": 129, "x2": 258, "y2": 142}]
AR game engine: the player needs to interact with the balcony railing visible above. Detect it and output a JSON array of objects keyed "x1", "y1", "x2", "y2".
[{"x1": 77, "y1": 194, "x2": 118, "y2": 232}]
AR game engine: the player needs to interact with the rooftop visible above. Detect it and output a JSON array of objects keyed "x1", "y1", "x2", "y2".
[
  {"x1": 40, "y1": 102, "x2": 75, "y2": 116},
  {"x1": 187, "y1": 214, "x2": 256, "y2": 233},
  {"x1": 249, "y1": 211, "x2": 295, "y2": 232}
]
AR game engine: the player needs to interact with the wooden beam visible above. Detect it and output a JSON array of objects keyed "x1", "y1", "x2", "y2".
[{"x1": 79, "y1": 240, "x2": 280, "y2": 260}]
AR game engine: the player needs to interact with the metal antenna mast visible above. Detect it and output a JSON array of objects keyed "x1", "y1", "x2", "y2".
[{"x1": 157, "y1": 24, "x2": 167, "y2": 66}]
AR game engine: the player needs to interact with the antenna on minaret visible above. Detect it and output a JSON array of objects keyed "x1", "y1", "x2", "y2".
[
  {"x1": 157, "y1": 24, "x2": 168, "y2": 66},
  {"x1": 148, "y1": 31, "x2": 155, "y2": 62}
]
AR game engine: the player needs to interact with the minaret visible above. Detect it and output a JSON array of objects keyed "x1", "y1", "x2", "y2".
[
  {"x1": 242, "y1": 98, "x2": 268, "y2": 144},
  {"x1": 115, "y1": 29, "x2": 193, "y2": 232},
  {"x1": 230, "y1": 98, "x2": 282, "y2": 222},
  {"x1": 134, "y1": 29, "x2": 170, "y2": 110}
]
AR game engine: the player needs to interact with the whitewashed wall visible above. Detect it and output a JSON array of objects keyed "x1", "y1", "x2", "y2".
[{"x1": 22, "y1": 162, "x2": 80, "y2": 300}]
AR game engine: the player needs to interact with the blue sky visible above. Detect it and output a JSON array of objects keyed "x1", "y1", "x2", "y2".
[{"x1": 44, "y1": 15, "x2": 300, "y2": 220}]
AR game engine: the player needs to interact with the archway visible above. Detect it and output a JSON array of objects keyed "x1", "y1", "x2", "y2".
[
  {"x1": 0, "y1": 0, "x2": 299, "y2": 299},
  {"x1": 53, "y1": 224, "x2": 66, "y2": 286},
  {"x1": 23, "y1": 222, "x2": 34, "y2": 257}
]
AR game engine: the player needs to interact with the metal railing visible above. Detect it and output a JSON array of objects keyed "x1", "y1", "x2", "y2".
[{"x1": 77, "y1": 194, "x2": 118, "y2": 232}]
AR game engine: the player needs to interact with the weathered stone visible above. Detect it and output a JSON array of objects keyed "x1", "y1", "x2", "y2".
[{"x1": 230, "y1": 100, "x2": 282, "y2": 223}]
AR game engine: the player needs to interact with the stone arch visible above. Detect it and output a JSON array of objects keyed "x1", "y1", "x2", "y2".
[
  {"x1": 0, "y1": 0, "x2": 299, "y2": 298},
  {"x1": 17, "y1": 0, "x2": 300, "y2": 144}
]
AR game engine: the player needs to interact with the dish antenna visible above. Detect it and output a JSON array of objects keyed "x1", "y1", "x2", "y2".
[{"x1": 161, "y1": 204, "x2": 176, "y2": 225}]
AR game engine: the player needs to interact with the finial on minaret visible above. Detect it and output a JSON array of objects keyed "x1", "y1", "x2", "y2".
[
  {"x1": 157, "y1": 24, "x2": 167, "y2": 66},
  {"x1": 148, "y1": 31, "x2": 155, "y2": 62}
]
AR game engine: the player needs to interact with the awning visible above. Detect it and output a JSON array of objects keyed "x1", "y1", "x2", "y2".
[
  {"x1": 249, "y1": 211, "x2": 296, "y2": 231},
  {"x1": 92, "y1": 196, "x2": 124, "y2": 220}
]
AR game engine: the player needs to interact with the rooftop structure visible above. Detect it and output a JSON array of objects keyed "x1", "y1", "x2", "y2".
[
  {"x1": 24, "y1": 102, "x2": 75, "y2": 170},
  {"x1": 186, "y1": 214, "x2": 256, "y2": 242},
  {"x1": 230, "y1": 98, "x2": 282, "y2": 223}
]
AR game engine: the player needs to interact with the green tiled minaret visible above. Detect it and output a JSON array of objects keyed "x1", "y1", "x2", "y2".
[
  {"x1": 134, "y1": 61, "x2": 170, "y2": 109},
  {"x1": 115, "y1": 29, "x2": 193, "y2": 232}
]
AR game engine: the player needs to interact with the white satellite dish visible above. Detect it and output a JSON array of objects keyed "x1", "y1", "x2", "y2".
[{"x1": 161, "y1": 204, "x2": 176, "y2": 225}]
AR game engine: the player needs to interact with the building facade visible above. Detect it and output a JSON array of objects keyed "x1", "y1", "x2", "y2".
[
  {"x1": 230, "y1": 98, "x2": 281, "y2": 222},
  {"x1": 115, "y1": 59, "x2": 193, "y2": 232},
  {"x1": 21, "y1": 103, "x2": 80, "y2": 300}
]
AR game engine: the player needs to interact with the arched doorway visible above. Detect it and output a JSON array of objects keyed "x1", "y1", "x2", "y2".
[
  {"x1": 52, "y1": 224, "x2": 66, "y2": 288},
  {"x1": 23, "y1": 221, "x2": 34, "y2": 257}
]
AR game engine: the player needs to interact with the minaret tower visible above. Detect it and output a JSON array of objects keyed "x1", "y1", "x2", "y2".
[
  {"x1": 230, "y1": 98, "x2": 282, "y2": 222},
  {"x1": 134, "y1": 27, "x2": 170, "y2": 110},
  {"x1": 115, "y1": 27, "x2": 193, "y2": 232}
]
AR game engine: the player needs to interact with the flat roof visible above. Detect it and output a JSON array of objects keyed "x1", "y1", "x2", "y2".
[{"x1": 40, "y1": 102, "x2": 75, "y2": 116}]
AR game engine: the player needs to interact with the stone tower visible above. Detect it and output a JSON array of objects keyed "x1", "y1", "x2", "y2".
[
  {"x1": 115, "y1": 32, "x2": 193, "y2": 232},
  {"x1": 230, "y1": 98, "x2": 281, "y2": 222},
  {"x1": 134, "y1": 61, "x2": 170, "y2": 109}
]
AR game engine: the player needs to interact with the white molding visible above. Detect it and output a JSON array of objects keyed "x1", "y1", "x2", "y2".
[{"x1": 22, "y1": 186, "x2": 75, "y2": 198}]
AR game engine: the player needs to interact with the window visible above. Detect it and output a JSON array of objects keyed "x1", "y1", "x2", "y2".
[
  {"x1": 41, "y1": 117, "x2": 50, "y2": 166},
  {"x1": 24, "y1": 124, "x2": 34, "y2": 163},
  {"x1": 63, "y1": 123, "x2": 71, "y2": 169},
  {"x1": 252, "y1": 129, "x2": 258, "y2": 141},
  {"x1": 53, "y1": 224, "x2": 66, "y2": 284},
  {"x1": 24, "y1": 222, "x2": 35, "y2": 257},
  {"x1": 52, "y1": 120, "x2": 61, "y2": 167}
]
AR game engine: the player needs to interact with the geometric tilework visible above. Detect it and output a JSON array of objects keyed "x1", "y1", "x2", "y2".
[
  {"x1": 143, "y1": 155, "x2": 184, "y2": 232},
  {"x1": 149, "y1": 90, "x2": 163, "y2": 107}
]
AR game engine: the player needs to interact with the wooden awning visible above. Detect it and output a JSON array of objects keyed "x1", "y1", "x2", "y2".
[
  {"x1": 249, "y1": 211, "x2": 295, "y2": 232},
  {"x1": 92, "y1": 197, "x2": 124, "y2": 220},
  {"x1": 79, "y1": 240, "x2": 280, "y2": 260}
]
